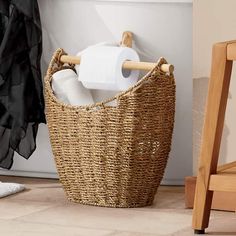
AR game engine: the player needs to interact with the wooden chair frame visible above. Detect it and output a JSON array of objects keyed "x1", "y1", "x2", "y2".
[{"x1": 192, "y1": 41, "x2": 236, "y2": 234}]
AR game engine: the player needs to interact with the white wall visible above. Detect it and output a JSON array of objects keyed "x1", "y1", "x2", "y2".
[
  {"x1": 0, "y1": 0, "x2": 192, "y2": 185},
  {"x1": 193, "y1": 0, "x2": 236, "y2": 175}
]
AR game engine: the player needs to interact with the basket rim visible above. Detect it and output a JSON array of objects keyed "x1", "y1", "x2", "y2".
[{"x1": 44, "y1": 48, "x2": 170, "y2": 110}]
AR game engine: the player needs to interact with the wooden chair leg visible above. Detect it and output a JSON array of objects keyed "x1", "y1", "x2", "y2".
[{"x1": 192, "y1": 42, "x2": 233, "y2": 233}]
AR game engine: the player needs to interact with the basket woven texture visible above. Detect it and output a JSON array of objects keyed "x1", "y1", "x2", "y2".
[{"x1": 44, "y1": 48, "x2": 176, "y2": 208}]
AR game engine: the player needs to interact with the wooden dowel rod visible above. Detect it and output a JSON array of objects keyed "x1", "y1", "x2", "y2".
[{"x1": 60, "y1": 55, "x2": 174, "y2": 73}]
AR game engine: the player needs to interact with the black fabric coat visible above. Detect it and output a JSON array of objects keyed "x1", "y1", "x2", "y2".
[{"x1": 0, "y1": 0, "x2": 45, "y2": 169}]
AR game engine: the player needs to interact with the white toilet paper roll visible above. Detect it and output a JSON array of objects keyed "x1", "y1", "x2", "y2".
[
  {"x1": 78, "y1": 46, "x2": 140, "y2": 91},
  {"x1": 63, "y1": 77, "x2": 94, "y2": 106},
  {"x1": 52, "y1": 69, "x2": 75, "y2": 104},
  {"x1": 75, "y1": 41, "x2": 118, "y2": 76},
  {"x1": 52, "y1": 69, "x2": 94, "y2": 106}
]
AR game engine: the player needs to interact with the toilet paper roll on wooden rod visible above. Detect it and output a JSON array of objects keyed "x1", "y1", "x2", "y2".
[
  {"x1": 59, "y1": 55, "x2": 174, "y2": 74},
  {"x1": 59, "y1": 31, "x2": 174, "y2": 74}
]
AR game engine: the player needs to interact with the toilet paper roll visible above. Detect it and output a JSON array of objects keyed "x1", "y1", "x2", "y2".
[
  {"x1": 52, "y1": 69, "x2": 75, "y2": 104},
  {"x1": 75, "y1": 41, "x2": 118, "y2": 76},
  {"x1": 78, "y1": 46, "x2": 140, "y2": 91},
  {"x1": 63, "y1": 76, "x2": 94, "y2": 106},
  {"x1": 52, "y1": 69, "x2": 94, "y2": 106}
]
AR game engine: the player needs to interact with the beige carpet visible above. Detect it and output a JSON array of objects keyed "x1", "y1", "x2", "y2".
[{"x1": 0, "y1": 176, "x2": 235, "y2": 236}]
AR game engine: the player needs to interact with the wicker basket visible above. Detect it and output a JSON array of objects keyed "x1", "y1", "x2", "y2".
[{"x1": 44, "y1": 48, "x2": 176, "y2": 208}]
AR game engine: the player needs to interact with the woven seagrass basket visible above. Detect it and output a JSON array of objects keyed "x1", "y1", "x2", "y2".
[{"x1": 44, "y1": 48, "x2": 175, "y2": 208}]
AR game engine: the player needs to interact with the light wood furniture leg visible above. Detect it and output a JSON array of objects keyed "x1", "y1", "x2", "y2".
[{"x1": 192, "y1": 42, "x2": 233, "y2": 234}]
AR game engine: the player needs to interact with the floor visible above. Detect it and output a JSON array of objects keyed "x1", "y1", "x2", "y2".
[{"x1": 0, "y1": 176, "x2": 235, "y2": 236}]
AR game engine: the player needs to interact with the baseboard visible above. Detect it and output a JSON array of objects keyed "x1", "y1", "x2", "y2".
[
  {"x1": 161, "y1": 178, "x2": 184, "y2": 186},
  {"x1": 0, "y1": 169, "x2": 184, "y2": 186},
  {"x1": 0, "y1": 170, "x2": 58, "y2": 179}
]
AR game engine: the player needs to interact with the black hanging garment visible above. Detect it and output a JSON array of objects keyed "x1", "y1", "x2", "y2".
[{"x1": 0, "y1": 0, "x2": 45, "y2": 169}]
